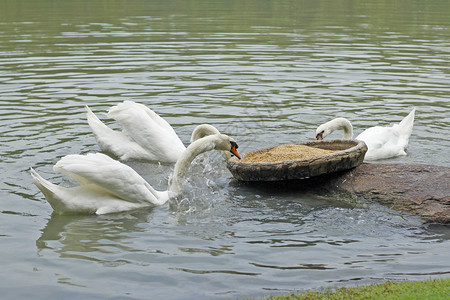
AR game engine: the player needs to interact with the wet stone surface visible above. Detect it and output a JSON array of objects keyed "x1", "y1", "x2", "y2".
[{"x1": 323, "y1": 163, "x2": 450, "y2": 223}]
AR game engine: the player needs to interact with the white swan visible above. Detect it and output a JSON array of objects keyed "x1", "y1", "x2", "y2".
[
  {"x1": 86, "y1": 101, "x2": 229, "y2": 162},
  {"x1": 315, "y1": 108, "x2": 415, "y2": 161},
  {"x1": 31, "y1": 134, "x2": 241, "y2": 215}
]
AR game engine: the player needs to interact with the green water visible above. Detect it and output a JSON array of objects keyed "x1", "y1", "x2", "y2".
[{"x1": 1, "y1": 0, "x2": 449, "y2": 299}]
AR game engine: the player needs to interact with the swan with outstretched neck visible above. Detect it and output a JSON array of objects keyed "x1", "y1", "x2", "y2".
[
  {"x1": 86, "y1": 101, "x2": 230, "y2": 162},
  {"x1": 315, "y1": 108, "x2": 415, "y2": 161},
  {"x1": 31, "y1": 134, "x2": 241, "y2": 215}
]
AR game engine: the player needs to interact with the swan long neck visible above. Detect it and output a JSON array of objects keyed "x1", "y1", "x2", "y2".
[
  {"x1": 191, "y1": 124, "x2": 232, "y2": 160},
  {"x1": 340, "y1": 119, "x2": 353, "y2": 139},
  {"x1": 329, "y1": 118, "x2": 353, "y2": 139},
  {"x1": 190, "y1": 124, "x2": 220, "y2": 143},
  {"x1": 168, "y1": 135, "x2": 217, "y2": 195}
]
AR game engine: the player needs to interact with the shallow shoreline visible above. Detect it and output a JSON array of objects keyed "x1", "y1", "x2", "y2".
[{"x1": 261, "y1": 278, "x2": 450, "y2": 299}]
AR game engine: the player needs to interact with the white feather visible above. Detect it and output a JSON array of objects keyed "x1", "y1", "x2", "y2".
[
  {"x1": 31, "y1": 135, "x2": 239, "y2": 215},
  {"x1": 316, "y1": 108, "x2": 416, "y2": 161},
  {"x1": 87, "y1": 101, "x2": 228, "y2": 162}
]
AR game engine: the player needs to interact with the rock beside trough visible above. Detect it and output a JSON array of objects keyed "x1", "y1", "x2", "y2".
[{"x1": 323, "y1": 163, "x2": 450, "y2": 223}]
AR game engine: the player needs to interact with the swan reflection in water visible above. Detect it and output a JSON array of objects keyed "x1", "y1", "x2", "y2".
[
  {"x1": 35, "y1": 207, "x2": 239, "y2": 264},
  {"x1": 36, "y1": 212, "x2": 152, "y2": 260}
]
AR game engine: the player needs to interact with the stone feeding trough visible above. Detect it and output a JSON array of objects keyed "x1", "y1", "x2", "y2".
[{"x1": 227, "y1": 140, "x2": 367, "y2": 182}]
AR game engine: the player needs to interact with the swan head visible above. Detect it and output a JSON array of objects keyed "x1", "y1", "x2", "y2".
[
  {"x1": 315, "y1": 126, "x2": 327, "y2": 140},
  {"x1": 315, "y1": 118, "x2": 353, "y2": 140},
  {"x1": 315, "y1": 122, "x2": 334, "y2": 140},
  {"x1": 190, "y1": 126, "x2": 238, "y2": 160},
  {"x1": 214, "y1": 134, "x2": 241, "y2": 159}
]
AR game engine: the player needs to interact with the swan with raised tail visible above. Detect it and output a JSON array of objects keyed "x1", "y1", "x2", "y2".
[
  {"x1": 31, "y1": 134, "x2": 241, "y2": 215},
  {"x1": 86, "y1": 100, "x2": 229, "y2": 162},
  {"x1": 315, "y1": 108, "x2": 415, "y2": 161}
]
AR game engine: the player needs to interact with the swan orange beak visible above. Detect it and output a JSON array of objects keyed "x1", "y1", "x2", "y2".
[
  {"x1": 230, "y1": 142, "x2": 241, "y2": 159},
  {"x1": 316, "y1": 132, "x2": 323, "y2": 140}
]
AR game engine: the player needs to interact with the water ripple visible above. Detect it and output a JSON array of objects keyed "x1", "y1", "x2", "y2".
[{"x1": 1, "y1": 1, "x2": 450, "y2": 299}]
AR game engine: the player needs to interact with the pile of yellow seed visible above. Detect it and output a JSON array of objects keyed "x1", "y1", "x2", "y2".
[{"x1": 242, "y1": 144, "x2": 337, "y2": 163}]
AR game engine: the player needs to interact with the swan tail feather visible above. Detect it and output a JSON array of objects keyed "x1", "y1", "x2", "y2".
[
  {"x1": 86, "y1": 105, "x2": 139, "y2": 159},
  {"x1": 392, "y1": 107, "x2": 415, "y2": 152},
  {"x1": 31, "y1": 168, "x2": 55, "y2": 197},
  {"x1": 31, "y1": 168, "x2": 67, "y2": 213},
  {"x1": 398, "y1": 107, "x2": 415, "y2": 144},
  {"x1": 398, "y1": 107, "x2": 415, "y2": 134},
  {"x1": 86, "y1": 105, "x2": 116, "y2": 138}
]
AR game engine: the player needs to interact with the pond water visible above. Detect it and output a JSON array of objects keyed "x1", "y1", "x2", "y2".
[{"x1": 1, "y1": 0, "x2": 449, "y2": 299}]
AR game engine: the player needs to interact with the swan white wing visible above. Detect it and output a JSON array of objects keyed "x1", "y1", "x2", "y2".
[
  {"x1": 32, "y1": 168, "x2": 151, "y2": 214},
  {"x1": 53, "y1": 153, "x2": 166, "y2": 205},
  {"x1": 357, "y1": 108, "x2": 415, "y2": 160},
  {"x1": 111, "y1": 101, "x2": 176, "y2": 134},
  {"x1": 107, "y1": 101, "x2": 186, "y2": 162},
  {"x1": 87, "y1": 105, "x2": 157, "y2": 161},
  {"x1": 357, "y1": 126, "x2": 405, "y2": 160}
]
